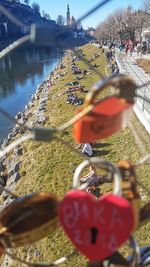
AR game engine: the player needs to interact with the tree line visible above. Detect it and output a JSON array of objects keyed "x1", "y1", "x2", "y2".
[
  {"x1": 9, "y1": 0, "x2": 50, "y2": 20},
  {"x1": 95, "y1": 0, "x2": 150, "y2": 43},
  {"x1": 21, "y1": 0, "x2": 66, "y2": 25}
]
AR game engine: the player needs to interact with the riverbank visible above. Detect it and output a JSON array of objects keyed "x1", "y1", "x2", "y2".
[
  {"x1": 0, "y1": 51, "x2": 67, "y2": 266},
  {"x1": 0, "y1": 51, "x2": 66, "y2": 203},
  {"x1": 0, "y1": 43, "x2": 150, "y2": 266}
]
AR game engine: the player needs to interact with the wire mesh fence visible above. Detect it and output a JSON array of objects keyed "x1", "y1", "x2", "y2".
[{"x1": 0, "y1": 0, "x2": 150, "y2": 266}]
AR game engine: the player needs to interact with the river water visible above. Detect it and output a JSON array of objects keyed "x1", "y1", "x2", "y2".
[{"x1": 0, "y1": 48, "x2": 63, "y2": 143}]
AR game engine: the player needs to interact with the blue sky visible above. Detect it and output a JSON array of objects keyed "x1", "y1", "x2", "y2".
[{"x1": 30, "y1": 0, "x2": 142, "y2": 28}]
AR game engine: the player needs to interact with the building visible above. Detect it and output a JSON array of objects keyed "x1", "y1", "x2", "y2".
[
  {"x1": 66, "y1": 4, "x2": 77, "y2": 29},
  {"x1": 65, "y1": 4, "x2": 87, "y2": 40},
  {"x1": 86, "y1": 27, "x2": 96, "y2": 37},
  {"x1": 66, "y1": 4, "x2": 70, "y2": 26}
]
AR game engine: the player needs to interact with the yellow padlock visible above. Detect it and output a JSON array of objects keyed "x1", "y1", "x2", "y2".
[
  {"x1": 117, "y1": 160, "x2": 140, "y2": 231},
  {"x1": 0, "y1": 192, "x2": 58, "y2": 248}
]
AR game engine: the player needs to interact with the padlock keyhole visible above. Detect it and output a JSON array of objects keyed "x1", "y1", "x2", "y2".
[{"x1": 90, "y1": 227, "x2": 98, "y2": 244}]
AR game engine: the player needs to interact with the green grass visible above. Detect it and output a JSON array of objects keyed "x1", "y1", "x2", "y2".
[{"x1": 7, "y1": 44, "x2": 150, "y2": 266}]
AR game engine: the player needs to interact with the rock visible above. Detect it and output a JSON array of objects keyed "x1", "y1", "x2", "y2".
[
  {"x1": 13, "y1": 161, "x2": 22, "y2": 172},
  {"x1": 1, "y1": 182, "x2": 16, "y2": 199},
  {"x1": 12, "y1": 125, "x2": 20, "y2": 135},
  {"x1": 7, "y1": 132, "x2": 13, "y2": 141},
  {"x1": 25, "y1": 104, "x2": 29, "y2": 110},
  {"x1": 2, "y1": 189, "x2": 9, "y2": 199},
  {"x1": 28, "y1": 102, "x2": 34, "y2": 109},
  {"x1": 8, "y1": 169, "x2": 14, "y2": 177},
  {"x1": 14, "y1": 147, "x2": 23, "y2": 156},
  {"x1": 15, "y1": 112, "x2": 22, "y2": 120},
  {"x1": 1, "y1": 251, "x2": 14, "y2": 267},
  {"x1": 39, "y1": 98, "x2": 48, "y2": 104},
  {"x1": 26, "y1": 112, "x2": 33, "y2": 119},
  {"x1": 9, "y1": 161, "x2": 21, "y2": 176},
  {"x1": 0, "y1": 183, "x2": 4, "y2": 194},
  {"x1": 0, "y1": 163, "x2": 5, "y2": 172},
  {"x1": 0, "y1": 174, "x2": 7, "y2": 186},
  {"x1": 26, "y1": 121, "x2": 34, "y2": 128},
  {"x1": 38, "y1": 104, "x2": 46, "y2": 112},
  {"x1": 18, "y1": 117, "x2": 26, "y2": 125},
  {"x1": 35, "y1": 94, "x2": 40, "y2": 100},
  {"x1": 18, "y1": 128, "x2": 25, "y2": 134},
  {"x1": 36, "y1": 116, "x2": 46, "y2": 124},
  {"x1": 13, "y1": 172, "x2": 21, "y2": 182},
  {"x1": 1, "y1": 139, "x2": 9, "y2": 149}
]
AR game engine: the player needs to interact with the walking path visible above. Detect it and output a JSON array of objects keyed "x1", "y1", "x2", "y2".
[{"x1": 116, "y1": 53, "x2": 150, "y2": 134}]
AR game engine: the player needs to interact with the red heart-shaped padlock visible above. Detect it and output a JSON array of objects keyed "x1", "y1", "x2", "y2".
[{"x1": 59, "y1": 190, "x2": 134, "y2": 261}]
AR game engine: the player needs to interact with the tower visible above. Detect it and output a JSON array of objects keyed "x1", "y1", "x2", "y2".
[{"x1": 66, "y1": 4, "x2": 70, "y2": 26}]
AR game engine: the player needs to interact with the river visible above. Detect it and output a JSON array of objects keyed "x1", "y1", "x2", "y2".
[{"x1": 0, "y1": 48, "x2": 64, "y2": 143}]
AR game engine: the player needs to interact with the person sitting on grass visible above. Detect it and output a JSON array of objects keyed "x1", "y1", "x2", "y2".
[
  {"x1": 80, "y1": 164, "x2": 113, "y2": 187},
  {"x1": 80, "y1": 165, "x2": 104, "y2": 187},
  {"x1": 82, "y1": 143, "x2": 93, "y2": 157}
]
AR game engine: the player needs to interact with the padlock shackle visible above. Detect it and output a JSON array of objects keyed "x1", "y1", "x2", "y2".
[
  {"x1": 84, "y1": 75, "x2": 137, "y2": 108},
  {"x1": 73, "y1": 157, "x2": 122, "y2": 196}
]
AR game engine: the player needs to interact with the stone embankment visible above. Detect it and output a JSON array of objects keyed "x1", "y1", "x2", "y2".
[{"x1": 0, "y1": 54, "x2": 66, "y2": 209}]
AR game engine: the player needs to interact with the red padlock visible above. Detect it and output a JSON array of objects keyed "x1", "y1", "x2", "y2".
[
  {"x1": 74, "y1": 76, "x2": 136, "y2": 143},
  {"x1": 59, "y1": 158, "x2": 135, "y2": 261}
]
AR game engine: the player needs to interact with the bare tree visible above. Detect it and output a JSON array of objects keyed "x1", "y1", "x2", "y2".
[
  {"x1": 24, "y1": 0, "x2": 29, "y2": 5},
  {"x1": 134, "y1": 10, "x2": 149, "y2": 42},
  {"x1": 42, "y1": 10, "x2": 51, "y2": 20},
  {"x1": 32, "y1": 2, "x2": 40, "y2": 13},
  {"x1": 96, "y1": 6, "x2": 149, "y2": 44},
  {"x1": 96, "y1": 8, "x2": 129, "y2": 43},
  {"x1": 56, "y1": 15, "x2": 65, "y2": 26},
  {"x1": 142, "y1": 0, "x2": 150, "y2": 14}
]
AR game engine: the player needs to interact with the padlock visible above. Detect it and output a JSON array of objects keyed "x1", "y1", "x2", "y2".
[
  {"x1": 0, "y1": 192, "x2": 58, "y2": 248},
  {"x1": 59, "y1": 157, "x2": 135, "y2": 261},
  {"x1": 74, "y1": 75, "x2": 136, "y2": 143},
  {"x1": 117, "y1": 160, "x2": 140, "y2": 231},
  {"x1": 140, "y1": 202, "x2": 150, "y2": 227},
  {"x1": 0, "y1": 243, "x2": 5, "y2": 257}
]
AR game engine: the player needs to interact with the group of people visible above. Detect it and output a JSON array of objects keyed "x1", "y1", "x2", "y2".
[
  {"x1": 119, "y1": 40, "x2": 148, "y2": 57},
  {"x1": 66, "y1": 93, "x2": 83, "y2": 106},
  {"x1": 106, "y1": 49, "x2": 119, "y2": 76}
]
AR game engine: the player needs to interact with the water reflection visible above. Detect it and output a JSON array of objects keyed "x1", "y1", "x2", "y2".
[
  {"x1": 0, "y1": 48, "x2": 63, "y2": 142},
  {"x1": 0, "y1": 48, "x2": 63, "y2": 98}
]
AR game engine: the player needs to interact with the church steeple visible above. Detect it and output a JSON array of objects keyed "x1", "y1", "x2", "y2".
[{"x1": 66, "y1": 4, "x2": 70, "y2": 26}]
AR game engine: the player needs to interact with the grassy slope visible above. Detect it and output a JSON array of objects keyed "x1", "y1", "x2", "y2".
[
  {"x1": 136, "y1": 59, "x2": 150, "y2": 75},
  {"x1": 8, "y1": 44, "x2": 150, "y2": 266}
]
